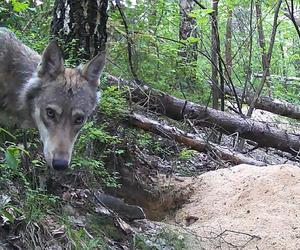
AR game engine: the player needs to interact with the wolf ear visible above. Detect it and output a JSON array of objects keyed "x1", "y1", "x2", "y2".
[
  {"x1": 82, "y1": 52, "x2": 106, "y2": 86},
  {"x1": 38, "y1": 40, "x2": 64, "y2": 77}
]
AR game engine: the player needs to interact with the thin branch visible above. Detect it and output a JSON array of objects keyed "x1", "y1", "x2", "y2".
[
  {"x1": 115, "y1": 2, "x2": 141, "y2": 84},
  {"x1": 285, "y1": 0, "x2": 300, "y2": 39},
  {"x1": 192, "y1": 0, "x2": 209, "y2": 11}
]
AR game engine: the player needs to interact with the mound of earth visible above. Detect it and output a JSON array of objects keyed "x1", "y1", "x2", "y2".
[{"x1": 173, "y1": 164, "x2": 300, "y2": 249}]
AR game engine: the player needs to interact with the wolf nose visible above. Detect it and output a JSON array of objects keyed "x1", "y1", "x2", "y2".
[{"x1": 52, "y1": 159, "x2": 69, "y2": 171}]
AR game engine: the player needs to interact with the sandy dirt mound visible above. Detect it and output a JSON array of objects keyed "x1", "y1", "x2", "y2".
[{"x1": 174, "y1": 164, "x2": 300, "y2": 249}]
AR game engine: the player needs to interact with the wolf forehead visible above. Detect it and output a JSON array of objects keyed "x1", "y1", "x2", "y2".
[
  {"x1": 29, "y1": 67, "x2": 99, "y2": 110},
  {"x1": 62, "y1": 68, "x2": 91, "y2": 89}
]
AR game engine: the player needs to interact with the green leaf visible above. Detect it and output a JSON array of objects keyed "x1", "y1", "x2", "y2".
[
  {"x1": 186, "y1": 36, "x2": 200, "y2": 44},
  {"x1": 0, "y1": 128, "x2": 16, "y2": 140},
  {"x1": 188, "y1": 12, "x2": 198, "y2": 18},
  {"x1": 1, "y1": 209, "x2": 15, "y2": 223},
  {"x1": 5, "y1": 147, "x2": 20, "y2": 169},
  {"x1": 11, "y1": 0, "x2": 29, "y2": 12},
  {"x1": 200, "y1": 9, "x2": 214, "y2": 15}
]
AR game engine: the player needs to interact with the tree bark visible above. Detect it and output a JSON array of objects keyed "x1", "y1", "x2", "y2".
[
  {"x1": 225, "y1": 9, "x2": 233, "y2": 80},
  {"x1": 179, "y1": 0, "x2": 197, "y2": 60},
  {"x1": 242, "y1": 0, "x2": 254, "y2": 107},
  {"x1": 128, "y1": 112, "x2": 266, "y2": 166},
  {"x1": 224, "y1": 86, "x2": 300, "y2": 120},
  {"x1": 255, "y1": 1, "x2": 269, "y2": 75},
  {"x1": 107, "y1": 75, "x2": 300, "y2": 155},
  {"x1": 178, "y1": 0, "x2": 197, "y2": 86},
  {"x1": 255, "y1": 0, "x2": 273, "y2": 97},
  {"x1": 51, "y1": 0, "x2": 108, "y2": 61},
  {"x1": 211, "y1": 0, "x2": 219, "y2": 110}
]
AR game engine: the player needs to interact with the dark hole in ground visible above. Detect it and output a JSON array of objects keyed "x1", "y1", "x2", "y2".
[{"x1": 107, "y1": 174, "x2": 193, "y2": 221}]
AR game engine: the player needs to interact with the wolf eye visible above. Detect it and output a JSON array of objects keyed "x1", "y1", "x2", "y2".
[
  {"x1": 74, "y1": 116, "x2": 84, "y2": 125},
  {"x1": 46, "y1": 108, "x2": 55, "y2": 119}
]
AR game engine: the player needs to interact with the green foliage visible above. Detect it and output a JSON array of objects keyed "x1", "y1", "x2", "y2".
[
  {"x1": 0, "y1": 195, "x2": 18, "y2": 224},
  {"x1": 63, "y1": 217, "x2": 106, "y2": 250},
  {"x1": 107, "y1": 0, "x2": 300, "y2": 106},
  {"x1": 0, "y1": 143, "x2": 29, "y2": 187},
  {"x1": 189, "y1": 8, "x2": 212, "y2": 26},
  {"x1": 72, "y1": 157, "x2": 120, "y2": 188},
  {"x1": 135, "y1": 131, "x2": 172, "y2": 156},
  {"x1": 136, "y1": 132, "x2": 152, "y2": 147},
  {"x1": 56, "y1": 37, "x2": 88, "y2": 67},
  {"x1": 77, "y1": 121, "x2": 120, "y2": 147},
  {"x1": 0, "y1": 132, "x2": 59, "y2": 224},
  {"x1": 1, "y1": 0, "x2": 52, "y2": 53},
  {"x1": 5, "y1": 145, "x2": 21, "y2": 170},
  {"x1": 24, "y1": 189, "x2": 58, "y2": 221},
  {"x1": 10, "y1": 0, "x2": 29, "y2": 12},
  {"x1": 179, "y1": 148, "x2": 197, "y2": 161},
  {"x1": 99, "y1": 85, "x2": 127, "y2": 117}
]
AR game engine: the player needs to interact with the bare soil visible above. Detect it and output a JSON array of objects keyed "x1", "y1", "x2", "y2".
[{"x1": 170, "y1": 164, "x2": 300, "y2": 249}]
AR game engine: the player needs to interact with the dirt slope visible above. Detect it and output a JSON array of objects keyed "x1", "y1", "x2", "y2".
[{"x1": 173, "y1": 164, "x2": 300, "y2": 249}]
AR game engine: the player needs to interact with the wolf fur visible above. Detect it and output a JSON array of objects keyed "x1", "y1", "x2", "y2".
[{"x1": 0, "y1": 28, "x2": 105, "y2": 170}]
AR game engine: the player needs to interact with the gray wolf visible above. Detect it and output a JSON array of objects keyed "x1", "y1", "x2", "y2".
[{"x1": 0, "y1": 28, "x2": 105, "y2": 170}]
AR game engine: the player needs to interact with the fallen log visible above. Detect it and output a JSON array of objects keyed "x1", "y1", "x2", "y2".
[
  {"x1": 107, "y1": 75, "x2": 300, "y2": 155},
  {"x1": 224, "y1": 86, "x2": 300, "y2": 120},
  {"x1": 253, "y1": 73, "x2": 300, "y2": 82},
  {"x1": 128, "y1": 112, "x2": 265, "y2": 166}
]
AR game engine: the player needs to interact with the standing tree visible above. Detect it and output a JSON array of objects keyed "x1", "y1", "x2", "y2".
[
  {"x1": 179, "y1": 0, "x2": 197, "y2": 60},
  {"x1": 211, "y1": 0, "x2": 219, "y2": 110},
  {"x1": 255, "y1": 0, "x2": 272, "y2": 97},
  {"x1": 224, "y1": 9, "x2": 233, "y2": 81},
  {"x1": 178, "y1": 0, "x2": 197, "y2": 87},
  {"x1": 51, "y1": 0, "x2": 108, "y2": 62}
]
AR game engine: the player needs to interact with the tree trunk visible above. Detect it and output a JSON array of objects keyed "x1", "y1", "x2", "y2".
[
  {"x1": 255, "y1": 0, "x2": 272, "y2": 97},
  {"x1": 242, "y1": 0, "x2": 254, "y2": 107},
  {"x1": 255, "y1": 1, "x2": 268, "y2": 75},
  {"x1": 51, "y1": 0, "x2": 108, "y2": 61},
  {"x1": 224, "y1": 86, "x2": 300, "y2": 120},
  {"x1": 128, "y1": 112, "x2": 266, "y2": 166},
  {"x1": 179, "y1": 0, "x2": 197, "y2": 60},
  {"x1": 178, "y1": 0, "x2": 197, "y2": 86},
  {"x1": 107, "y1": 75, "x2": 300, "y2": 155},
  {"x1": 211, "y1": 0, "x2": 219, "y2": 110},
  {"x1": 225, "y1": 9, "x2": 233, "y2": 80}
]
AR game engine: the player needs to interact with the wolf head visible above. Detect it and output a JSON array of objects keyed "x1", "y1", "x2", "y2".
[{"x1": 21, "y1": 41, "x2": 105, "y2": 170}]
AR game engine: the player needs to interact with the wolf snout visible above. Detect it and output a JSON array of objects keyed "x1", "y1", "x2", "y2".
[{"x1": 52, "y1": 158, "x2": 69, "y2": 171}]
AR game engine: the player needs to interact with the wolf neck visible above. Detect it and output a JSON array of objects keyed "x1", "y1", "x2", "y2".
[
  {"x1": 0, "y1": 29, "x2": 41, "y2": 128},
  {"x1": 4, "y1": 58, "x2": 41, "y2": 128},
  {"x1": 0, "y1": 67, "x2": 41, "y2": 129},
  {"x1": 15, "y1": 53, "x2": 42, "y2": 128},
  {"x1": 17, "y1": 73, "x2": 44, "y2": 128}
]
